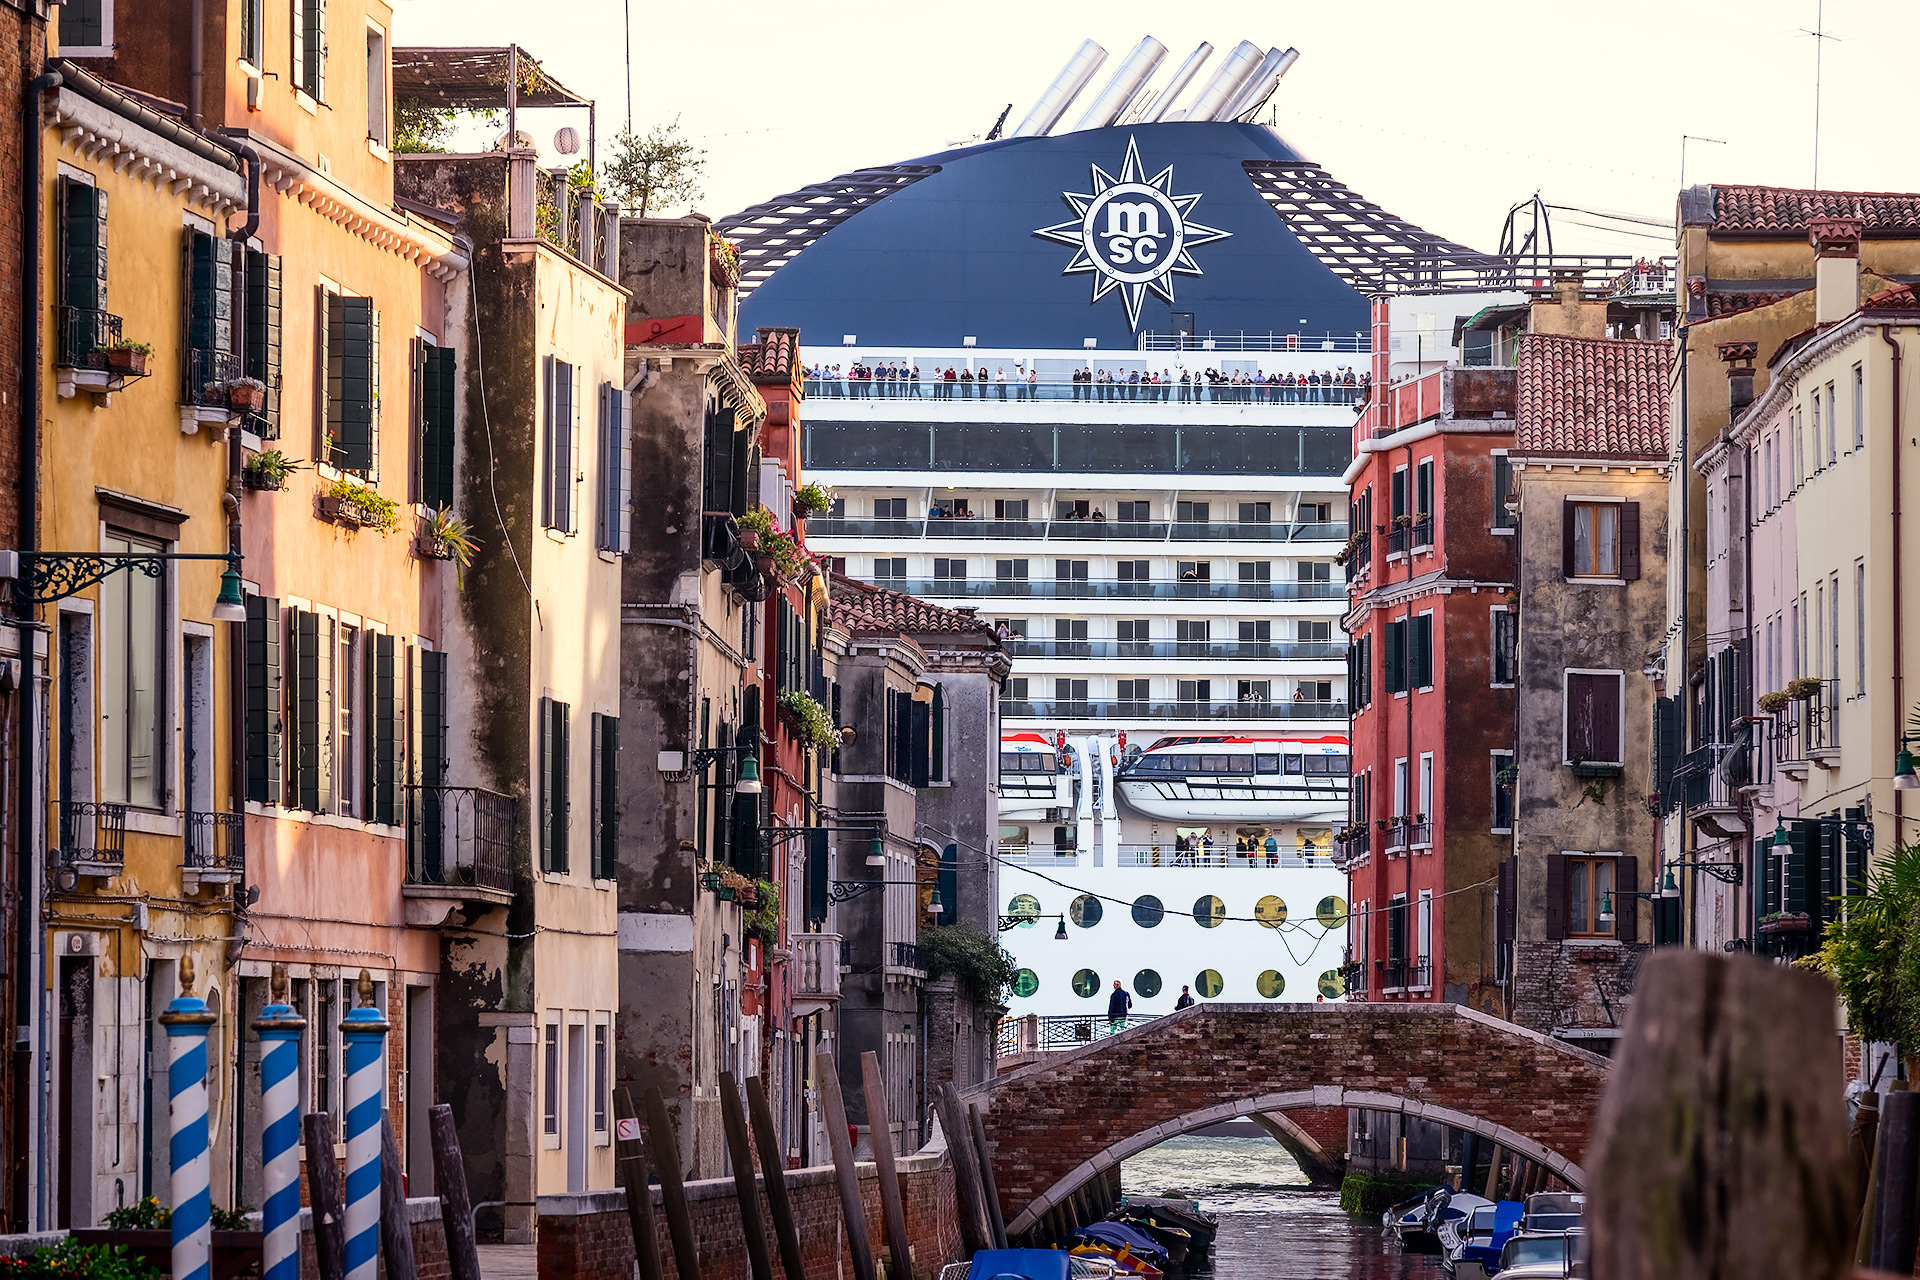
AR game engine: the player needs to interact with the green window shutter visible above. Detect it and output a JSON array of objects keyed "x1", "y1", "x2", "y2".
[
  {"x1": 614, "y1": 388, "x2": 631, "y2": 552},
  {"x1": 371, "y1": 634, "x2": 398, "y2": 824},
  {"x1": 292, "y1": 608, "x2": 320, "y2": 811},
  {"x1": 540, "y1": 357, "x2": 556, "y2": 528},
  {"x1": 1411, "y1": 614, "x2": 1433, "y2": 689},
  {"x1": 245, "y1": 595, "x2": 282, "y2": 804},
  {"x1": 569, "y1": 363, "x2": 582, "y2": 533},
  {"x1": 805, "y1": 830, "x2": 829, "y2": 924},
  {"x1": 591, "y1": 714, "x2": 619, "y2": 880},
  {"x1": 1384, "y1": 620, "x2": 1405, "y2": 694},
  {"x1": 327, "y1": 294, "x2": 377, "y2": 472},
  {"x1": 554, "y1": 701, "x2": 571, "y2": 873},
  {"x1": 420, "y1": 649, "x2": 446, "y2": 788},
  {"x1": 63, "y1": 181, "x2": 107, "y2": 315},
  {"x1": 420, "y1": 343, "x2": 457, "y2": 509},
  {"x1": 244, "y1": 250, "x2": 283, "y2": 436},
  {"x1": 930, "y1": 684, "x2": 945, "y2": 782},
  {"x1": 302, "y1": 0, "x2": 326, "y2": 101},
  {"x1": 597, "y1": 385, "x2": 627, "y2": 551},
  {"x1": 1783, "y1": 822, "x2": 1811, "y2": 917},
  {"x1": 541, "y1": 698, "x2": 570, "y2": 872}
]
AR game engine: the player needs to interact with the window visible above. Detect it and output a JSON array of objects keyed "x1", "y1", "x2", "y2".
[
  {"x1": 994, "y1": 559, "x2": 1029, "y2": 580},
  {"x1": 1491, "y1": 751, "x2": 1514, "y2": 832},
  {"x1": 1176, "y1": 561, "x2": 1210, "y2": 582},
  {"x1": 1116, "y1": 679, "x2": 1150, "y2": 703},
  {"x1": 365, "y1": 25, "x2": 388, "y2": 145},
  {"x1": 1385, "y1": 619, "x2": 1406, "y2": 694},
  {"x1": 1418, "y1": 754, "x2": 1433, "y2": 823},
  {"x1": 540, "y1": 697, "x2": 571, "y2": 873},
  {"x1": 543, "y1": 1021, "x2": 560, "y2": 1137},
  {"x1": 1811, "y1": 390, "x2": 1823, "y2": 470},
  {"x1": 1054, "y1": 499, "x2": 1090, "y2": 521},
  {"x1": 1391, "y1": 468, "x2": 1408, "y2": 521},
  {"x1": 240, "y1": 0, "x2": 264, "y2": 64},
  {"x1": 1855, "y1": 365, "x2": 1866, "y2": 450},
  {"x1": 874, "y1": 497, "x2": 907, "y2": 520},
  {"x1": 184, "y1": 229, "x2": 236, "y2": 401},
  {"x1": 1564, "y1": 671, "x2": 1624, "y2": 765},
  {"x1": 1815, "y1": 580, "x2": 1825, "y2": 679},
  {"x1": 94, "y1": 533, "x2": 165, "y2": 813},
  {"x1": 1416, "y1": 891, "x2": 1433, "y2": 978},
  {"x1": 1236, "y1": 680, "x2": 1270, "y2": 702},
  {"x1": 1298, "y1": 620, "x2": 1332, "y2": 642},
  {"x1": 593, "y1": 1023, "x2": 609, "y2": 1136},
  {"x1": 244, "y1": 595, "x2": 282, "y2": 804},
  {"x1": 287, "y1": 608, "x2": 333, "y2": 812},
  {"x1": 1492, "y1": 454, "x2": 1514, "y2": 530},
  {"x1": 1117, "y1": 619, "x2": 1150, "y2": 648},
  {"x1": 1117, "y1": 559, "x2": 1148, "y2": 581},
  {"x1": 993, "y1": 498, "x2": 1028, "y2": 520},
  {"x1": 1238, "y1": 561, "x2": 1271, "y2": 582},
  {"x1": 1175, "y1": 500, "x2": 1210, "y2": 522},
  {"x1": 61, "y1": 177, "x2": 108, "y2": 331},
  {"x1": 1414, "y1": 460, "x2": 1433, "y2": 520},
  {"x1": 1564, "y1": 500, "x2": 1640, "y2": 579},
  {"x1": 933, "y1": 558, "x2": 967, "y2": 580},
  {"x1": 1550, "y1": 855, "x2": 1634, "y2": 941},
  {"x1": 1299, "y1": 502, "x2": 1332, "y2": 523},
  {"x1": 1238, "y1": 620, "x2": 1271, "y2": 643},
  {"x1": 370, "y1": 634, "x2": 402, "y2": 825},
  {"x1": 1831, "y1": 572, "x2": 1842, "y2": 684},
  {"x1": 1492, "y1": 609, "x2": 1516, "y2": 685},
  {"x1": 1297, "y1": 561, "x2": 1332, "y2": 582},
  {"x1": 1052, "y1": 619, "x2": 1088, "y2": 646},
  {"x1": 1054, "y1": 678, "x2": 1088, "y2": 704},
  {"x1": 1238, "y1": 502, "x2": 1271, "y2": 523},
  {"x1": 1858, "y1": 561, "x2": 1869, "y2": 695},
  {"x1": 293, "y1": 0, "x2": 327, "y2": 100},
  {"x1": 1176, "y1": 620, "x2": 1209, "y2": 648},
  {"x1": 1055, "y1": 559, "x2": 1089, "y2": 581},
  {"x1": 541, "y1": 356, "x2": 578, "y2": 532},
  {"x1": 1350, "y1": 634, "x2": 1372, "y2": 710},
  {"x1": 1005, "y1": 677, "x2": 1028, "y2": 701},
  {"x1": 1386, "y1": 614, "x2": 1434, "y2": 691},
  {"x1": 873, "y1": 558, "x2": 906, "y2": 581},
  {"x1": 334, "y1": 623, "x2": 359, "y2": 817},
  {"x1": 61, "y1": 0, "x2": 110, "y2": 49},
  {"x1": 1393, "y1": 758, "x2": 1408, "y2": 817},
  {"x1": 322, "y1": 292, "x2": 379, "y2": 474},
  {"x1": 1176, "y1": 679, "x2": 1210, "y2": 703},
  {"x1": 590, "y1": 713, "x2": 619, "y2": 879},
  {"x1": 1828, "y1": 382, "x2": 1839, "y2": 463},
  {"x1": 595, "y1": 382, "x2": 631, "y2": 553},
  {"x1": 1116, "y1": 500, "x2": 1151, "y2": 521},
  {"x1": 244, "y1": 251, "x2": 283, "y2": 435}
]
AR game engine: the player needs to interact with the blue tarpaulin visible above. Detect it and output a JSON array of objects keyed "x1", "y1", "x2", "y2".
[{"x1": 967, "y1": 1251, "x2": 1073, "y2": 1280}]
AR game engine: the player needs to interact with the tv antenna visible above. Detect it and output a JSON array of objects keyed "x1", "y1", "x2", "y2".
[
  {"x1": 1680, "y1": 135, "x2": 1726, "y2": 191},
  {"x1": 1801, "y1": 0, "x2": 1841, "y2": 188}
]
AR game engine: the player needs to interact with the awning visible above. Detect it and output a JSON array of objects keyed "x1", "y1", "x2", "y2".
[{"x1": 391, "y1": 46, "x2": 591, "y2": 110}]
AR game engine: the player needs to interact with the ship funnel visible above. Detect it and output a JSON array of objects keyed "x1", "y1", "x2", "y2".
[
  {"x1": 1139, "y1": 42, "x2": 1214, "y2": 123},
  {"x1": 1183, "y1": 39, "x2": 1262, "y2": 122},
  {"x1": 1216, "y1": 46, "x2": 1299, "y2": 122},
  {"x1": 1068, "y1": 37, "x2": 1168, "y2": 133},
  {"x1": 1011, "y1": 39, "x2": 1108, "y2": 138}
]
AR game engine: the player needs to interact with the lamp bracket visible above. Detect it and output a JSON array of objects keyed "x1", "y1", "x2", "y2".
[
  {"x1": 829, "y1": 878, "x2": 923, "y2": 904},
  {"x1": 1666, "y1": 859, "x2": 1744, "y2": 886},
  {"x1": 15, "y1": 551, "x2": 240, "y2": 606}
]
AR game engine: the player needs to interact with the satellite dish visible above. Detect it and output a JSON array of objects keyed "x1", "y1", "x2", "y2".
[{"x1": 553, "y1": 126, "x2": 581, "y2": 155}]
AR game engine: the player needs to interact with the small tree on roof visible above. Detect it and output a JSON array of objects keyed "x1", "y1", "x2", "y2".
[{"x1": 603, "y1": 117, "x2": 706, "y2": 217}]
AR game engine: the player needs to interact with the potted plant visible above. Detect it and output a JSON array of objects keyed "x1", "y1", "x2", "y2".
[
  {"x1": 1495, "y1": 765, "x2": 1519, "y2": 790},
  {"x1": 1787, "y1": 676, "x2": 1823, "y2": 701},
  {"x1": 1759, "y1": 911, "x2": 1811, "y2": 935},
  {"x1": 320, "y1": 477, "x2": 400, "y2": 533},
  {"x1": 778, "y1": 689, "x2": 840, "y2": 750},
  {"x1": 792, "y1": 482, "x2": 833, "y2": 519},
  {"x1": 708, "y1": 231, "x2": 741, "y2": 287},
  {"x1": 242, "y1": 450, "x2": 304, "y2": 492},
  {"x1": 229, "y1": 376, "x2": 267, "y2": 413},
  {"x1": 419, "y1": 508, "x2": 480, "y2": 587},
  {"x1": 1390, "y1": 513, "x2": 1413, "y2": 529},
  {"x1": 1756, "y1": 690, "x2": 1792, "y2": 713},
  {"x1": 103, "y1": 339, "x2": 152, "y2": 375}
]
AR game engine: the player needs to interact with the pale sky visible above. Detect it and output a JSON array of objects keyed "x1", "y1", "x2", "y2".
[{"x1": 391, "y1": 0, "x2": 1920, "y2": 258}]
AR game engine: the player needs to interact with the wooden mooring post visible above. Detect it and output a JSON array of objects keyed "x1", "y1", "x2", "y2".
[
  {"x1": 614, "y1": 1089, "x2": 667, "y2": 1280},
  {"x1": 815, "y1": 1052, "x2": 878, "y2": 1280},
  {"x1": 718, "y1": 1072, "x2": 777, "y2": 1280},
  {"x1": 428, "y1": 1103, "x2": 485, "y2": 1280},
  {"x1": 861, "y1": 1051, "x2": 917, "y2": 1280},
  {"x1": 1586, "y1": 951, "x2": 1855, "y2": 1280},
  {"x1": 303, "y1": 1112, "x2": 346, "y2": 1280},
  {"x1": 745, "y1": 1074, "x2": 809, "y2": 1280},
  {"x1": 379, "y1": 1114, "x2": 420, "y2": 1280},
  {"x1": 968, "y1": 1102, "x2": 1009, "y2": 1249},
  {"x1": 932, "y1": 1083, "x2": 991, "y2": 1255},
  {"x1": 645, "y1": 1086, "x2": 705, "y2": 1280}
]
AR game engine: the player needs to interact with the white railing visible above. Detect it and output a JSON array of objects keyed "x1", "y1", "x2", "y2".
[{"x1": 793, "y1": 933, "x2": 843, "y2": 1004}]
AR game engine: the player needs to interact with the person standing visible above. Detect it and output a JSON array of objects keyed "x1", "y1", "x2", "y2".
[
  {"x1": 1175, "y1": 985, "x2": 1195, "y2": 1010},
  {"x1": 1107, "y1": 979, "x2": 1133, "y2": 1033}
]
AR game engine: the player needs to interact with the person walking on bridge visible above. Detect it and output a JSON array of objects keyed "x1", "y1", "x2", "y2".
[
  {"x1": 1107, "y1": 979, "x2": 1133, "y2": 1033},
  {"x1": 1174, "y1": 985, "x2": 1195, "y2": 1011}
]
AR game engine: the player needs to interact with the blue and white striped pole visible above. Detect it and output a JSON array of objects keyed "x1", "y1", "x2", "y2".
[
  {"x1": 159, "y1": 956, "x2": 218, "y2": 1280},
  {"x1": 340, "y1": 970, "x2": 391, "y2": 1280},
  {"x1": 255, "y1": 965, "x2": 307, "y2": 1280}
]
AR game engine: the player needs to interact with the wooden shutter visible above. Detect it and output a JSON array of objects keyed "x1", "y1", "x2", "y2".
[
  {"x1": 328, "y1": 295, "x2": 377, "y2": 472},
  {"x1": 1567, "y1": 673, "x2": 1596, "y2": 762},
  {"x1": 245, "y1": 250, "x2": 283, "y2": 436},
  {"x1": 292, "y1": 608, "x2": 320, "y2": 811},
  {"x1": 1614, "y1": 856, "x2": 1639, "y2": 942},
  {"x1": 1384, "y1": 619, "x2": 1405, "y2": 694},
  {"x1": 1619, "y1": 501, "x2": 1641, "y2": 580},
  {"x1": 63, "y1": 181, "x2": 108, "y2": 315},
  {"x1": 291, "y1": 0, "x2": 306, "y2": 92},
  {"x1": 806, "y1": 829, "x2": 829, "y2": 923},
  {"x1": 304, "y1": 0, "x2": 327, "y2": 101},
  {"x1": 1544, "y1": 853, "x2": 1569, "y2": 940},
  {"x1": 314, "y1": 614, "x2": 333, "y2": 812},
  {"x1": 590, "y1": 714, "x2": 619, "y2": 879},
  {"x1": 1783, "y1": 822, "x2": 1811, "y2": 917},
  {"x1": 419, "y1": 343, "x2": 456, "y2": 509},
  {"x1": 1411, "y1": 614, "x2": 1433, "y2": 689},
  {"x1": 539, "y1": 698, "x2": 555, "y2": 870},
  {"x1": 552, "y1": 700, "x2": 571, "y2": 872},
  {"x1": 614, "y1": 388, "x2": 632, "y2": 552},
  {"x1": 1595, "y1": 674, "x2": 1622, "y2": 763},
  {"x1": 1653, "y1": 696, "x2": 1680, "y2": 807},
  {"x1": 596, "y1": 385, "x2": 613, "y2": 549},
  {"x1": 245, "y1": 595, "x2": 282, "y2": 804},
  {"x1": 419, "y1": 649, "x2": 446, "y2": 788},
  {"x1": 930, "y1": 684, "x2": 946, "y2": 782},
  {"x1": 371, "y1": 634, "x2": 399, "y2": 824},
  {"x1": 1497, "y1": 856, "x2": 1517, "y2": 945},
  {"x1": 540, "y1": 356, "x2": 555, "y2": 527},
  {"x1": 1391, "y1": 468, "x2": 1407, "y2": 520},
  {"x1": 1562, "y1": 499, "x2": 1577, "y2": 578},
  {"x1": 567, "y1": 362, "x2": 582, "y2": 533}
]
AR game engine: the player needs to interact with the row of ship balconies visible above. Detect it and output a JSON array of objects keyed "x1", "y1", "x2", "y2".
[
  {"x1": 852, "y1": 577, "x2": 1347, "y2": 602},
  {"x1": 810, "y1": 517, "x2": 1349, "y2": 543}
]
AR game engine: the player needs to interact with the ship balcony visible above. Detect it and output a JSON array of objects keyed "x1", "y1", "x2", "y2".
[
  {"x1": 792, "y1": 932, "x2": 842, "y2": 1017},
  {"x1": 1002, "y1": 638, "x2": 1346, "y2": 661},
  {"x1": 999, "y1": 698, "x2": 1348, "y2": 722},
  {"x1": 835, "y1": 578, "x2": 1347, "y2": 603},
  {"x1": 807, "y1": 517, "x2": 1351, "y2": 545}
]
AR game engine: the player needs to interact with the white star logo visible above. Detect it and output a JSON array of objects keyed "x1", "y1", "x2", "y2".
[{"x1": 1034, "y1": 135, "x2": 1232, "y2": 330}]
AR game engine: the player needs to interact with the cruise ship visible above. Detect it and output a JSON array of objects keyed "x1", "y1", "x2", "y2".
[{"x1": 722, "y1": 34, "x2": 1557, "y2": 1017}]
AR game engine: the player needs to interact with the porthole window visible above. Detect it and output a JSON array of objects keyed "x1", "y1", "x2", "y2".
[
  {"x1": 1255, "y1": 895, "x2": 1289, "y2": 929},
  {"x1": 1317, "y1": 970, "x2": 1343, "y2": 1000},
  {"x1": 1070, "y1": 894, "x2": 1104, "y2": 928},
  {"x1": 1256, "y1": 970, "x2": 1286, "y2": 999},
  {"x1": 1316, "y1": 895, "x2": 1349, "y2": 928},
  {"x1": 1006, "y1": 893, "x2": 1041, "y2": 927},
  {"x1": 1012, "y1": 969, "x2": 1040, "y2": 998},
  {"x1": 1195, "y1": 969, "x2": 1224, "y2": 998},
  {"x1": 1072, "y1": 968, "x2": 1101, "y2": 998},
  {"x1": 1192, "y1": 895, "x2": 1225, "y2": 928},
  {"x1": 1132, "y1": 895, "x2": 1165, "y2": 928},
  {"x1": 1134, "y1": 969, "x2": 1162, "y2": 999}
]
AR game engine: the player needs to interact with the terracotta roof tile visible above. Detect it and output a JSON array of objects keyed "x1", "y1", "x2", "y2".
[
  {"x1": 1712, "y1": 185, "x2": 1920, "y2": 235},
  {"x1": 1516, "y1": 335, "x2": 1669, "y2": 460},
  {"x1": 1866, "y1": 283, "x2": 1920, "y2": 309},
  {"x1": 1706, "y1": 290, "x2": 1795, "y2": 317},
  {"x1": 738, "y1": 327, "x2": 800, "y2": 382},
  {"x1": 828, "y1": 574, "x2": 998, "y2": 639}
]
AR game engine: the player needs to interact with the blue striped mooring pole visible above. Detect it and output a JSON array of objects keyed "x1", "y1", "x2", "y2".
[
  {"x1": 255, "y1": 965, "x2": 307, "y2": 1280},
  {"x1": 341, "y1": 970, "x2": 391, "y2": 1280},
  {"x1": 159, "y1": 956, "x2": 219, "y2": 1280}
]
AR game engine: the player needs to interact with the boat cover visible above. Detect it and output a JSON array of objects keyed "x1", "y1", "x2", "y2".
[
  {"x1": 967, "y1": 1251, "x2": 1074, "y2": 1280},
  {"x1": 1070, "y1": 1222, "x2": 1169, "y2": 1263}
]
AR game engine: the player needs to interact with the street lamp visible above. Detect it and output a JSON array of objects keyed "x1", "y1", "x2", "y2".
[
  {"x1": 866, "y1": 837, "x2": 886, "y2": 868},
  {"x1": 926, "y1": 889, "x2": 944, "y2": 917},
  {"x1": 213, "y1": 565, "x2": 247, "y2": 623},
  {"x1": 9, "y1": 549, "x2": 248, "y2": 617},
  {"x1": 733, "y1": 752, "x2": 762, "y2": 796},
  {"x1": 1897, "y1": 743, "x2": 1920, "y2": 790}
]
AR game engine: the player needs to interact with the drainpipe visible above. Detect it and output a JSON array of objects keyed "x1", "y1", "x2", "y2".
[
  {"x1": 1402, "y1": 443, "x2": 1415, "y2": 997},
  {"x1": 222, "y1": 134, "x2": 259, "y2": 971},
  {"x1": 189, "y1": 0, "x2": 205, "y2": 127},
  {"x1": 1741, "y1": 426, "x2": 1757, "y2": 942},
  {"x1": 19, "y1": 67, "x2": 60, "y2": 1232},
  {"x1": 1675, "y1": 326, "x2": 1691, "y2": 947},
  {"x1": 1884, "y1": 324, "x2": 1905, "y2": 850}
]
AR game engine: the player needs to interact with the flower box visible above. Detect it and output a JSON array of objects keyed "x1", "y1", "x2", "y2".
[
  {"x1": 717, "y1": 885, "x2": 736, "y2": 902},
  {"x1": 417, "y1": 535, "x2": 456, "y2": 561},
  {"x1": 1570, "y1": 762, "x2": 1623, "y2": 779},
  {"x1": 243, "y1": 471, "x2": 284, "y2": 492},
  {"x1": 1759, "y1": 912, "x2": 1811, "y2": 936},
  {"x1": 229, "y1": 383, "x2": 267, "y2": 412},
  {"x1": 320, "y1": 495, "x2": 384, "y2": 529},
  {"x1": 700, "y1": 871, "x2": 722, "y2": 892},
  {"x1": 105, "y1": 347, "x2": 149, "y2": 375}
]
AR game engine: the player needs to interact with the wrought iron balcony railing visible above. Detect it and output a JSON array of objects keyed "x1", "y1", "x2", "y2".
[
  {"x1": 55, "y1": 800, "x2": 126, "y2": 874},
  {"x1": 184, "y1": 810, "x2": 244, "y2": 874},
  {"x1": 406, "y1": 785, "x2": 514, "y2": 894},
  {"x1": 57, "y1": 307, "x2": 122, "y2": 370},
  {"x1": 888, "y1": 940, "x2": 926, "y2": 974}
]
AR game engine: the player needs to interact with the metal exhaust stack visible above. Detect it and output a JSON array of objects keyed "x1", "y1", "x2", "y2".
[
  {"x1": 1011, "y1": 39, "x2": 1108, "y2": 139},
  {"x1": 1068, "y1": 36, "x2": 1168, "y2": 133},
  {"x1": 1140, "y1": 42, "x2": 1214, "y2": 123},
  {"x1": 1183, "y1": 39, "x2": 1263, "y2": 122},
  {"x1": 1217, "y1": 46, "x2": 1299, "y2": 122}
]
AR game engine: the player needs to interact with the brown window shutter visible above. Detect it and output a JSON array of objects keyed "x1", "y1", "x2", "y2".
[
  {"x1": 1497, "y1": 856, "x2": 1517, "y2": 944},
  {"x1": 1596, "y1": 674, "x2": 1622, "y2": 762},
  {"x1": 1620, "y1": 501, "x2": 1641, "y2": 580},
  {"x1": 1544, "y1": 853, "x2": 1569, "y2": 940},
  {"x1": 1614, "y1": 856, "x2": 1639, "y2": 941},
  {"x1": 1566, "y1": 672, "x2": 1594, "y2": 762},
  {"x1": 1562, "y1": 499, "x2": 1577, "y2": 578}
]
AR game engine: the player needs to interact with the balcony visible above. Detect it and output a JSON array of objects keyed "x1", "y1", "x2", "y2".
[
  {"x1": 998, "y1": 698, "x2": 1348, "y2": 722},
  {"x1": 183, "y1": 810, "x2": 244, "y2": 891},
  {"x1": 791, "y1": 932, "x2": 843, "y2": 1017},
  {"x1": 1680, "y1": 743, "x2": 1749, "y2": 839},
  {"x1": 1340, "y1": 961, "x2": 1368, "y2": 997},
  {"x1": 1332, "y1": 827, "x2": 1370, "y2": 869},
  {"x1": 55, "y1": 308, "x2": 144, "y2": 399},
  {"x1": 403, "y1": 785, "x2": 515, "y2": 924},
  {"x1": 1003, "y1": 638, "x2": 1345, "y2": 661},
  {"x1": 867, "y1": 578, "x2": 1346, "y2": 602},
  {"x1": 887, "y1": 939, "x2": 926, "y2": 977},
  {"x1": 806, "y1": 518, "x2": 1349, "y2": 544},
  {"x1": 1384, "y1": 517, "x2": 1432, "y2": 557},
  {"x1": 54, "y1": 801, "x2": 126, "y2": 880},
  {"x1": 1377, "y1": 958, "x2": 1431, "y2": 994},
  {"x1": 1770, "y1": 679, "x2": 1838, "y2": 777},
  {"x1": 805, "y1": 375, "x2": 1365, "y2": 405}
]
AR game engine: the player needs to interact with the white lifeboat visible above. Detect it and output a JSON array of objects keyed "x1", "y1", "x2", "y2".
[{"x1": 1116, "y1": 733, "x2": 1349, "y2": 824}]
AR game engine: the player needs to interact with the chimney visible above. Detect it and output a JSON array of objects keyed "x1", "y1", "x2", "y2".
[
  {"x1": 1811, "y1": 218, "x2": 1863, "y2": 325},
  {"x1": 1718, "y1": 340, "x2": 1758, "y2": 418}
]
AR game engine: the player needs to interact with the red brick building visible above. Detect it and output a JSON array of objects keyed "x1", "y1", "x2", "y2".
[{"x1": 1337, "y1": 299, "x2": 1516, "y2": 1016}]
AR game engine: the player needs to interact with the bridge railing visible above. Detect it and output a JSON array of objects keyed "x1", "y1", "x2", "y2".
[{"x1": 995, "y1": 1012, "x2": 1160, "y2": 1058}]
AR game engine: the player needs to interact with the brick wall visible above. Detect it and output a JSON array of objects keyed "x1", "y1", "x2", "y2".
[
  {"x1": 291, "y1": 1196, "x2": 450, "y2": 1280},
  {"x1": 536, "y1": 1153, "x2": 961, "y2": 1280},
  {"x1": 1510, "y1": 940, "x2": 1647, "y2": 1036}
]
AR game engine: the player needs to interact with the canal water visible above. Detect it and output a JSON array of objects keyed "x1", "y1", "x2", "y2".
[{"x1": 1121, "y1": 1135, "x2": 1444, "y2": 1280}]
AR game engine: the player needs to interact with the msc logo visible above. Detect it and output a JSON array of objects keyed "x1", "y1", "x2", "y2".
[{"x1": 1035, "y1": 135, "x2": 1230, "y2": 329}]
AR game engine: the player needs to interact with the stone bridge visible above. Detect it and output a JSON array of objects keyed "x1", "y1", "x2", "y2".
[{"x1": 963, "y1": 1002, "x2": 1610, "y2": 1235}]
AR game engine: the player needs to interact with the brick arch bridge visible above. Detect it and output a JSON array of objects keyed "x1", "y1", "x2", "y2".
[{"x1": 964, "y1": 1003, "x2": 1609, "y2": 1236}]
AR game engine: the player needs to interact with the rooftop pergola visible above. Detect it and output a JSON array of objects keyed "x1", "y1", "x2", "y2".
[{"x1": 392, "y1": 45, "x2": 596, "y2": 166}]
